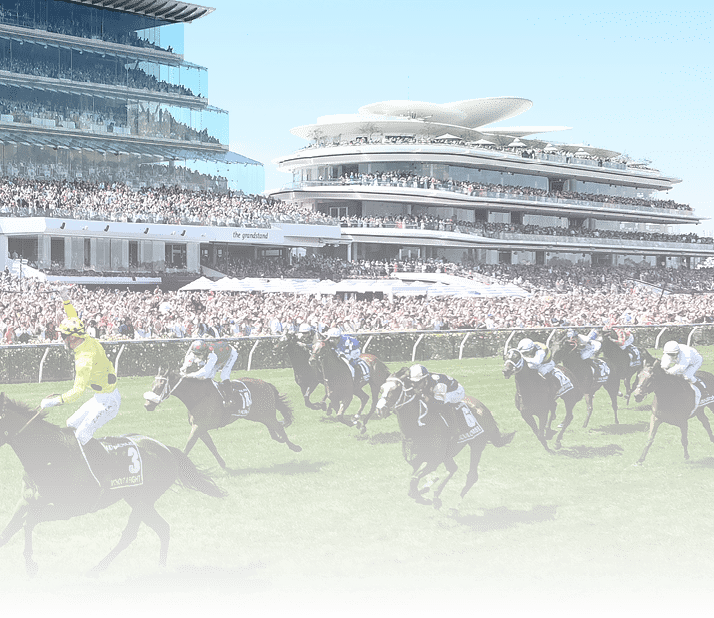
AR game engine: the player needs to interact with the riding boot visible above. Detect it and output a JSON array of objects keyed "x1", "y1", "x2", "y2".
[
  {"x1": 217, "y1": 381, "x2": 234, "y2": 408},
  {"x1": 80, "y1": 438, "x2": 109, "y2": 489}
]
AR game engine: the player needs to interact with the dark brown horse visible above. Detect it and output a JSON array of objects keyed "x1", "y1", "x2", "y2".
[
  {"x1": 502, "y1": 348, "x2": 584, "y2": 451},
  {"x1": 632, "y1": 351, "x2": 714, "y2": 463},
  {"x1": 549, "y1": 333, "x2": 620, "y2": 427},
  {"x1": 376, "y1": 368, "x2": 515, "y2": 511},
  {"x1": 309, "y1": 340, "x2": 390, "y2": 433},
  {"x1": 275, "y1": 332, "x2": 326, "y2": 410},
  {"x1": 599, "y1": 329, "x2": 643, "y2": 404},
  {"x1": 144, "y1": 367, "x2": 301, "y2": 468},
  {"x1": 0, "y1": 393, "x2": 226, "y2": 576}
]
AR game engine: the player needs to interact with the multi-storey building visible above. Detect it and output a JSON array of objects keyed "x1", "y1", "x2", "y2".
[{"x1": 272, "y1": 98, "x2": 711, "y2": 269}]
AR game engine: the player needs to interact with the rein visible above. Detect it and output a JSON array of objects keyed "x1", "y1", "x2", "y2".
[{"x1": 0, "y1": 405, "x2": 44, "y2": 441}]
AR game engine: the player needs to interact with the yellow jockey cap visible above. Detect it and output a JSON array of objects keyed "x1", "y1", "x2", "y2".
[{"x1": 58, "y1": 316, "x2": 87, "y2": 338}]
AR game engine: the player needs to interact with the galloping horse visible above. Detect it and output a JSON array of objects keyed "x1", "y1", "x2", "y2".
[
  {"x1": 503, "y1": 348, "x2": 583, "y2": 451},
  {"x1": 144, "y1": 367, "x2": 301, "y2": 469},
  {"x1": 632, "y1": 351, "x2": 714, "y2": 463},
  {"x1": 309, "y1": 340, "x2": 390, "y2": 432},
  {"x1": 599, "y1": 328, "x2": 643, "y2": 404},
  {"x1": 0, "y1": 393, "x2": 226, "y2": 576},
  {"x1": 376, "y1": 368, "x2": 515, "y2": 510},
  {"x1": 549, "y1": 333, "x2": 620, "y2": 427},
  {"x1": 275, "y1": 332, "x2": 326, "y2": 410}
]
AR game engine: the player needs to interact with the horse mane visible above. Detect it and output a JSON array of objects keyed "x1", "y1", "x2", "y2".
[
  {"x1": 393, "y1": 367, "x2": 410, "y2": 380},
  {"x1": 0, "y1": 393, "x2": 50, "y2": 422}
]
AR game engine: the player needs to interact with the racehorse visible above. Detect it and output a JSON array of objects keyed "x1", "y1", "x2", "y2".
[
  {"x1": 632, "y1": 351, "x2": 714, "y2": 463},
  {"x1": 549, "y1": 333, "x2": 620, "y2": 427},
  {"x1": 376, "y1": 368, "x2": 515, "y2": 510},
  {"x1": 0, "y1": 392, "x2": 226, "y2": 576},
  {"x1": 144, "y1": 367, "x2": 301, "y2": 468},
  {"x1": 309, "y1": 339, "x2": 390, "y2": 432},
  {"x1": 599, "y1": 328, "x2": 643, "y2": 404},
  {"x1": 502, "y1": 348, "x2": 584, "y2": 451},
  {"x1": 275, "y1": 332, "x2": 326, "y2": 410}
]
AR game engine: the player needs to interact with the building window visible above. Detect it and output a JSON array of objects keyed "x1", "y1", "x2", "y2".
[
  {"x1": 129, "y1": 241, "x2": 138, "y2": 268},
  {"x1": 84, "y1": 238, "x2": 91, "y2": 267},
  {"x1": 165, "y1": 243, "x2": 186, "y2": 268}
]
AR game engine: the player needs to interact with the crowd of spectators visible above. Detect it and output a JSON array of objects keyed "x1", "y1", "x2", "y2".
[
  {"x1": 0, "y1": 177, "x2": 336, "y2": 227},
  {"x1": 5, "y1": 259, "x2": 714, "y2": 345},
  {"x1": 333, "y1": 171, "x2": 691, "y2": 212}
]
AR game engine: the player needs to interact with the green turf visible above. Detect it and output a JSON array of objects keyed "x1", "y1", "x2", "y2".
[{"x1": 1, "y1": 351, "x2": 713, "y2": 618}]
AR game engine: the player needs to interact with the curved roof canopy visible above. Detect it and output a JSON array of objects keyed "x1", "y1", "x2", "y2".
[
  {"x1": 291, "y1": 97, "x2": 572, "y2": 144},
  {"x1": 63, "y1": 0, "x2": 214, "y2": 23}
]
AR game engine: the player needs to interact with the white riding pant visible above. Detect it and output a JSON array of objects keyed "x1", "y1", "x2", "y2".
[
  {"x1": 433, "y1": 383, "x2": 465, "y2": 404},
  {"x1": 217, "y1": 347, "x2": 238, "y2": 382},
  {"x1": 66, "y1": 389, "x2": 121, "y2": 445}
]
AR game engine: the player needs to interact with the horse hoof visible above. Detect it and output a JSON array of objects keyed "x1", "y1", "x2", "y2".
[
  {"x1": 432, "y1": 498, "x2": 442, "y2": 510},
  {"x1": 289, "y1": 444, "x2": 302, "y2": 452}
]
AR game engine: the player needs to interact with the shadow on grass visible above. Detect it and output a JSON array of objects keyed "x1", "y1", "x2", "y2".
[
  {"x1": 223, "y1": 460, "x2": 329, "y2": 476},
  {"x1": 590, "y1": 422, "x2": 649, "y2": 435},
  {"x1": 53, "y1": 561, "x2": 273, "y2": 599},
  {"x1": 453, "y1": 504, "x2": 557, "y2": 532},
  {"x1": 554, "y1": 444, "x2": 625, "y2": 458},
  {"x1": 359, "y1": 431, "x2": 402, "y2": 445},
  {"x1": 686, "y1": 457, "x2": 714, "y2": 469}
]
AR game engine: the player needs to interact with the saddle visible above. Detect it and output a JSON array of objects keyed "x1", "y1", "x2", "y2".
[
  {"x1": 547, "y1": 367, "x2": 573, "y2": 399},
  {"x1": 588, "y1": 358, "x2": 611, "y2": 384},
  {"x1": 418, "y1": 401, "x2": 485, "y2": 445},
  {"x1": 690, "y1": 377, "x2": 714, "y2": 415},
  {"x1": 216, "y1": 380, "x2": 252, "y2": 415},
  {"x1": 81, "y1": 436, "x2": 144, "y2": 490},
  {"x1": 353, "y1": 358, "x2": 371, "y2": 388},
  {"x1": 626, "y1": 346, "x2": 641, "y2": 368}
]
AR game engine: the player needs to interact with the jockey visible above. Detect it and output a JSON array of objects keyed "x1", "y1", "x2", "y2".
[
  {"x1": 295, "y1": 323, "x2": 315, "y2": 349},
  {"x1": 326, "y1": 327, "x2": 370, "y2": 384},
  {"x1": 407, "y1": 364, "x2": 465, "y2": 428},
  {"x1": 661, "y1": 341, "x2": 702, "y2": 384},
  {"x1": 567, "y1": 329, "x2": 602, "y2": 360},
  {"x1": 604, "y1": 318, "x2": 640, "y2": 366},
  {"x1": 517, "y1": 337, "x2": 572, "y2": 398},
  {"x1": 40, "y1": 288, "x2": 121, "y2": 487},
  {"x1": 181, "y1": 338, "x2": 238, "y2": 383}
]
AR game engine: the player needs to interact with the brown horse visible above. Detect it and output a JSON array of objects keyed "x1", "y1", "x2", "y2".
[
  {"x1": 549, "y1": 333, "x2": 620, "y2": 427},
  {"x1": 376, "y1": 368, "x2": 515, "y2": 511},
  {"x1": 0, "y1": 393, "x2": 226, "y2": 576},
  {"x1": 599, "y1": 329, "x2": 643, "y2": 404},
  {"x1": 309, "y1": 339, "x2": 390, "y2": 433},
  {"x1": 632, "y1": 351, "x2": 714, "y2": 463},
  {"x1": 274, "y1": 332, "x2": 327, "y2": 410},
  {"x1": 502, "y1": 348, "x2": 584, "y2": 451},
  {"x1": 144, "y1": 367, "x2": 301, "y2": 468}
]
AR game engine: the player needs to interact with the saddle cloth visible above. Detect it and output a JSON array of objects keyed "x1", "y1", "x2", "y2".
[
  {"x1": 690, "y1": 378, "x2": 714, "y2": 417},
  {"x1": 453, "y1": 402, "x2": 485, "y2": 444},
  {"x1": 354, "y1": 358, "x2": 371, "y2": 388},
  {"x1": 590, "y1": 358, "x2": 611, "y2": 385},
  {"x1": 552, "y1": 367, "x2": 574, "y2": 398},
  {"x1": 96, "y1": 436, "x2": 144, "y2": 489},
  {"x1": 217, "y1": 380, "x2": 252, "y2": 417}
]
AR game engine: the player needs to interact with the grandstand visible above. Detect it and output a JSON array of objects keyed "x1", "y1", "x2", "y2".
[{"x1": 271, "y1": 98, "x2": 713, "y2": 269}]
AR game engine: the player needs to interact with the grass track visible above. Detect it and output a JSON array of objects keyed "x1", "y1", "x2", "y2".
[{"x1": 2, "y1": 350, "x2": 714, "y2": 618}]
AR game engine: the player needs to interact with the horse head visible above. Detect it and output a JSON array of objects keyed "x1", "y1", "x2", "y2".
[
  {"x1": 502, "y1": 348, "x2": 524, "y2": 378},
  {"x1": 376, "y1": 368, "x2": 414, "y2": 416},
  {"x1": 309, "y1": 339, "x2": 328, "y2": 367},
  {"x1": 632, "y1": 354, "x2": 658, "y2": 403},
  {"x1": 143, "y1": 366, "x2": 180, "y2": 410},
  {"x1": 550, "y1": 334, "x2": 577, "y2": 363}
]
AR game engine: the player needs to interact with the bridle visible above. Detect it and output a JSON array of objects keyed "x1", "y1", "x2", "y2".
[
  {"x1": 504, "y1": 349, "x2": 524, "y2": 375},
  {"x1": 0, "y1": 400, "x2": 43, "y2": 442},
  {"x1": 379, "y1": 376, "x2": 417, "y2": 412},
  {"x1": 144, "y1": 372, "x2": 182, "y2": 405}
]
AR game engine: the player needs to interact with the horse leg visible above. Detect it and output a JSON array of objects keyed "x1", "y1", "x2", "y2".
[
  {"x1": 680, "y1": 421, "x2": 690, "y2": 461},
  {"x1": 637, "y1": 415, "x2": 663, "y2": 464},
  {"x1": 135, "y1": 502, "x2": 171, "y2": 567},
  {"x1": 431, "y1": 457, "x2": 458, "y2": 511},
  {"x1": 351, "y1": 389, "x2": 370, "y2": 426},
  {"x1": 91, "y1": 508, "x2": 143, "y2": 573},
  {"x1": 183, "y1": 423, "x2": 201, "y2": 456},
  {"x1": 555, "y1": 403, "x2": 576, "y2": 449},
  {"x1": 606, "y1": 380, "x2": 620, "y2": 424},
  {"x1": 455, "y1": 444, "x2": 486, "y2": 512},
  {"x1": 582, "y1": 393, "x2": 594, "y2": 428},
  {"x1": 0, "y1": 496, "x2": 30, "y2": 548},
  {"x1": 698, "y1": 407, "x2": 714, "y2": 443},
  {"x1": 409, "y1": 461, "x2": 438, "y2": 504},
  {"x1": 522, "y1": 410, "x2": 551, "y2": 452},
  {"x1": 199, "y1": 431, "x2": 227, "y2": 469},
  {"x1": 262, "y1": 417, "x2": 303, "y2": 452},
  {"x1": 22, "y1": 514, "x2": 39, "y2": 577}
]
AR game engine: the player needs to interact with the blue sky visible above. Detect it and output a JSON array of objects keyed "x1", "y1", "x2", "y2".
[{"x1": 185, "y1": 1, "x2": 713, "y2": 227}]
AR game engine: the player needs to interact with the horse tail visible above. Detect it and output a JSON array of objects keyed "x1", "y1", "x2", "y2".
[
  {"x1": 467, "y1": 397, "x2": 516, "y2": 448},
  {"x1": 167, "y1": 446, "x2": 227, "y2": 498},
  {"x1": 269, "y1": 382, "x2": 295, "y2": 428}
]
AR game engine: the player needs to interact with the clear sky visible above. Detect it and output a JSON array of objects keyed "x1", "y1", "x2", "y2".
[{"x1": 185, "y1": 1, "x2": 713, "y2": 227}]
